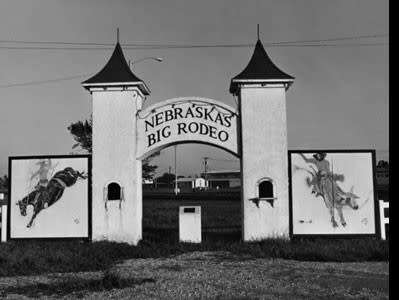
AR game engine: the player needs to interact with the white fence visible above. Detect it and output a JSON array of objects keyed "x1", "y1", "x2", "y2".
[
  {"x1": 0, "y1": 192, "x2": 6, "y2": 242},
  {"x1": 379, "y1": 200, "x2": 389, "y2": 240},
  {"x1": 0, "y1": 193, "x2": 390, "y2": 242}
]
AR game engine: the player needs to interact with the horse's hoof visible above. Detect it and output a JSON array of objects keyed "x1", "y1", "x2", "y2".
[{"x1": 342, "y1": 222, "x2": 347, "y2": 227}]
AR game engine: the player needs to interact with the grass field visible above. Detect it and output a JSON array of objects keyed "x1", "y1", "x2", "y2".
[
  {"x1": 0, "y1": 238, "x2": 389, "y2": 278},
  {"x1": 0, "y1": 194, "x2": 389, "y2": 279}
]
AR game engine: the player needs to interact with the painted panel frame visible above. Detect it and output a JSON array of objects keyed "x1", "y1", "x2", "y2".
[
  {"x1": 7, "y1": 155, "x2": 92, "y2": 241},
  {"x1": 288, "y1": 150, "x2": 380, "y2": 238}
]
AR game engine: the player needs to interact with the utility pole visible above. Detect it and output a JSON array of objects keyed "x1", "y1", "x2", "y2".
[
  {"x1": 174, "y1": 145, "x2": 178, "y2": 195},
  {"x1": 203, "y1": 157, "x2": 209, "y2": 190}
]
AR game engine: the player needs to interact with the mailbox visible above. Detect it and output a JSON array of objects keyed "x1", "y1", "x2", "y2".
[{"x1": 179, "y1": 206, "x2": 201, "y2": 243}]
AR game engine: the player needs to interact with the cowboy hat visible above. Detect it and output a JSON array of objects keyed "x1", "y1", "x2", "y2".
[
  {"x1": 313, "y1": 152, "x2": 327, "y2": 160},
  {"x1": 36, "y1": 159, "x2": 50, "y2": 165}
]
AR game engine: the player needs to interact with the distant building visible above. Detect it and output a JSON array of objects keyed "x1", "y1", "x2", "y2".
[
  {"x1": 0, "y1": 189, "x2": 7, "y2": 205},
  {"x1": 375, "y1": 164, "x2": 389, "y2": 202},
  {"x1": 201, "y1": 170, "x2": 241, "y2": 189},
  {"x1": 201, "y1": 165, "x2": 389, "y2": 193},
  {"x1": 376, "y1": 166, "x2": 389, "y2": 187},
  {"x1": 174, "y1": 177, "x2": 207, "y2": 192},
  {"x1": 142, "y1": 179, "x2": 154, "y2": 190}
]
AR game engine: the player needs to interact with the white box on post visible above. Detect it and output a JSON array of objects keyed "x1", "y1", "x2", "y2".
[{"x1": 179, "y1": 206, "x2": 201, "y2": 243}]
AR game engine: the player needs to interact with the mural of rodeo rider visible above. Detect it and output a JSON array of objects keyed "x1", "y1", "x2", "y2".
[
  {"x1": 17, "y1": 166, "x2": 87, "y2": 228},
  {"x1": 30, "y1": 159, "x2": 52, "y2": 208},
  {"x1": 299, "y1": 152, "x2": 344, "y2": 198}
]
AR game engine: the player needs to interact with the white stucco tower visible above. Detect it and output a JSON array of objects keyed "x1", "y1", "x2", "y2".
[
  {"x1": 230, "y1": 39, "x2": 294, "y2": 241},
  {"x1": 82, "y1": 42, "x2": 149, "y2": 245}
]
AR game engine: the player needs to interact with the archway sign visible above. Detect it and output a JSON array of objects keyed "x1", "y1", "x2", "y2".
[
  {"x1": 82, "y1": 39, "x2": 294, "y2": 245},
  {"x1": 136, "y1": 97, "x2": 239, "y2": 160}
]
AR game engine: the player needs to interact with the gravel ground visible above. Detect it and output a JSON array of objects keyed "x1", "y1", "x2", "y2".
[{"x1": 0, "y1": 251, "x2": 389, "y2": 299}]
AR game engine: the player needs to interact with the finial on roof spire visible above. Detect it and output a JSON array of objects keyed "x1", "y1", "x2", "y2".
[
  {"x1": 117, "y1": 28, "x2": 120, "y2": 43},
  {"x1": 257, "y1": 24, "x2": 260, "y2": 40},
  {"x1": 82, "y1": 36, "x2": 150, "y2": 95},
  {"x1": 229, "y1": 37, "x2": 294, "y2": 94}
]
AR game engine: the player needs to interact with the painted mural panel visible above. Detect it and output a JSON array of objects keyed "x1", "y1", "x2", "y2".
[
  {"x1": 289, "y1": 151, "x2": 377, "y2": 236},
  {"x1": 8, "y1": 156, "x2": 90, "y2": 239}
]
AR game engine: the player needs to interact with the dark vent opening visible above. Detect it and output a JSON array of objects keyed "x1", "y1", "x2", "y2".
[
  {"x1": 259, "y1": 181, "x2": 273, "y2": 198},
  {"x1": 108, "y1": 182, "x2": 121, "y2": 200}
]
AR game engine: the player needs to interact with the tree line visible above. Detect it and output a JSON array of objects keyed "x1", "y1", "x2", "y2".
[{"x1": 68, "y1": 118, "x2": 158, "y2": 180}]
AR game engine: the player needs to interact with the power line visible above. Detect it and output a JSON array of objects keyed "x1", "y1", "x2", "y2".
[
  {"x1": 0, "y1": 33, "x2": 388, "y2": 47},
  {"x1": 0, "y1": 57, "x2": 162, "y2": 88},
  {"x1": 0, "y1": 33, "x2": 388, "y2": 88},
  {"x1": 0, "y1": 41, "x2": 112, "y2": 46},
  {"x1": 0, "y1": 74, "x2": 91, "y2": 88},
  {"x1": 266, "y1": 34, "x2": 388, "y2": 45},
  {"x1": 0, "y1": 46, "x2": 115, "y2": 51},
  {"x1": 268, "y1": 42, "x2": 388, "y2": 47},
  {"x1": 0, "y1": 43, "x2": 388, "y2": 89},
  {"x1": 0, "y1": 42, "x2": 388, "y2": 51},
  {"x1": 126, "y1": 42, "x2": 389, "y2": 49}
]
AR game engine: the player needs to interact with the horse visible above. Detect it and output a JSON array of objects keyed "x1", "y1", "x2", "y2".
[
  {"x1": 321, "y1": 183, "x2": 359, "y2": 228},
  {"x1": 294, "y1": 164, "x2": 359, "y2": 228},
  {"x1": 16, "y1": 167, "x2": 87, "y2": 228}
]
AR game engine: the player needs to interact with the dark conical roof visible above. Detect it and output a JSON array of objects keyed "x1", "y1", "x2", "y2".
[
  {"x1": 82, "y1": 43, "x2": 150, "y2": 94},
  {"x1": 229, "y1": 39, "x2": 294, "y2": 94}
]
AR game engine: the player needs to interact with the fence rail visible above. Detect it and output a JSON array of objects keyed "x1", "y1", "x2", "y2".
[
  {"x1": 379, "y1": 200, "x2": 389, "y2": 240},
  {"x1": 0, "y1": 191, "x2": 7, "y2": 242}
]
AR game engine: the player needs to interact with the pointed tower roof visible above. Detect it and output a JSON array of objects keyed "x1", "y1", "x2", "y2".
[
  {"x1": 82, "y1": 42, "x2": 150, "y2": 95},
  {"x1": 229, "y1": 39, "x2": 294, "y2": 94}
]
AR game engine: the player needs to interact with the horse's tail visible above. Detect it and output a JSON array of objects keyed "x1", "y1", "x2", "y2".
[
  {"x1": 293, "y1": 165, "x2": 316, "y2": 177},
  {"x1": 293, "y1": 165, "x2": 317, "y2": 189},
  {"x1": 76, "y1": 170, "x2": 88, "y2": 179},
  {"x1": 331, "y1": 173, "x2": 345, "y2": 182}
]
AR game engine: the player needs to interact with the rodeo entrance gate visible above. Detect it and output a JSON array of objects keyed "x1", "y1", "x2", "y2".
[{"x1": 81, "y1": 39, "x2": 294, "y2": 245}]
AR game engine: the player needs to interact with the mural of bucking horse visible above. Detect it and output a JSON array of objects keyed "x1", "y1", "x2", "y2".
[
  {"x1": 296, "y1": 153, "x2": 360, "y2": 228},
  {"x1": 16, "y1": 167, "x2": 87, "y2": 228}
]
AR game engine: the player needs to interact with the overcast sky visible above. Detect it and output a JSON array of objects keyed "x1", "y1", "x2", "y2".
[{"x1": 0, "y1": 0, "x2": 389, "y2": 177}]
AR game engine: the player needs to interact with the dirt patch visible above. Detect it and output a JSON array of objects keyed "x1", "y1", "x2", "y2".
[{"x1": 0, "y1": 252, "x2": 389, "y2": 299}]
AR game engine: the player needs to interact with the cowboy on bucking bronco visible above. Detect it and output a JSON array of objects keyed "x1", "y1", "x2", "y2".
[
  {"x1": 299, "y1": 152, "x2": 344, "y2": 198},
  {"x1": 30, "y1": 159, "x2": 52, "y2": 208}
]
